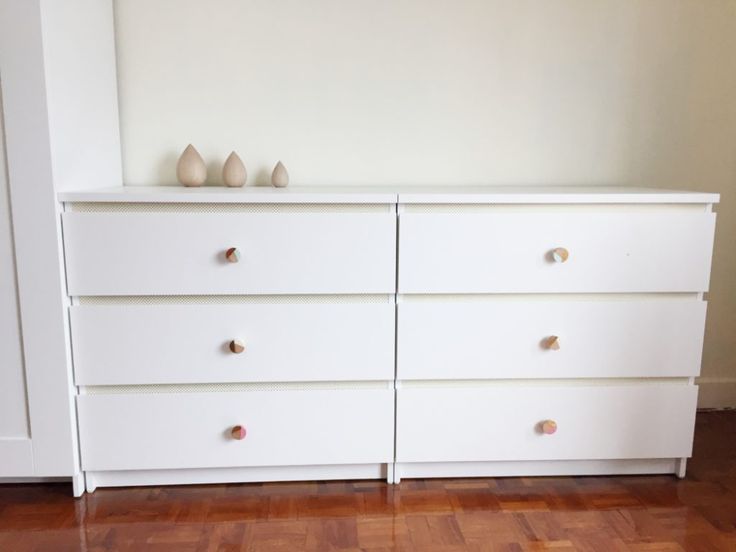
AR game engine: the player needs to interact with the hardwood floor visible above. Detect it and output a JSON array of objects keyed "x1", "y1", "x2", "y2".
[{"x1": 1, "y1": 411, "x2": 735, "y2": 551}]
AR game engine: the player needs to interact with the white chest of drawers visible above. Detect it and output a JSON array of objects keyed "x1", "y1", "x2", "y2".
[{"x1": 58, "y1": 186, "x2": 718, "y2": 492}]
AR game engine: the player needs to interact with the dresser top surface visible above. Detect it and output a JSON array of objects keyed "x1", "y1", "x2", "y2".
[{"x1": 58, "y1": 185, "x2": 719, "y2": 205}]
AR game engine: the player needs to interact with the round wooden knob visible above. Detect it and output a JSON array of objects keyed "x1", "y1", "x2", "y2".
[
  {"x1": 225, "y1": 247, "x2": 240, "y2": 263},
  {"x1": 229, "y1": 339, "x2": 245, "y2": 354},
  {"x1": 552, "y1": 247, "x2": 569, "y2": 263},
  {"x1": 231, "y1": 425, "x2": 247, "y2": 440},
  {"x1": 544, "y1": 335, "x2": 560, "y2": 350},
  {"x1": 541, "y1": 420, "x2": 557, "y2": 435}
]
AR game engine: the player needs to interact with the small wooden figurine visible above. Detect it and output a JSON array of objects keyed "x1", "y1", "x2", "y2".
[
  {"x1": 271, "y1": 161, "x2": 289, "y2": 188},
  {"x1": 176, "y1": 144, "x2": 207, "y2": 187},
  {"x1": 222, "y1": 151, "x2": 247, "y2": 187}
]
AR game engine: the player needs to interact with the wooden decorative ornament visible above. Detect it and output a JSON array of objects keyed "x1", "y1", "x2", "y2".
[
  {"x1": 176, "y1": 144, "x2": 207, "y2": 187},
  {"x1": 552, "y1": 247, "x2": 569, "y2": 263},
  {"x1": 231, "y1": 425, "x2": 247, "y2": 440},
  {"x1": 225, "y1": 247, "x2": 240, "y2": 263},
  {"x1": 222, "y1": 151, "x2": 247, "y2": 187},
  {"x1": 271, "y1": 161, "x2": 289, "y2": 188},
  {"x1": 541, "y1": 420, "x2": 558, "y2": 435},
  {"x1": 229, "y1": 339, "x2": 245, "y2": 354},
  {"x1": 545, "y1": 335, "x2": 560, "y2": 350}
]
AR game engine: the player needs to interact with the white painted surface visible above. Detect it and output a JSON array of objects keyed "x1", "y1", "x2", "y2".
[
  {"x1": 398, "y1": 299, "x2": 707, "y2": 379},
  {"x1": 113, "y1": 1, "x2": 735, "y2": 190},
  {"x1": 62, "y1": 212, "x2": 396, "y2": 295},
  {"x1": 78, "y1": 389, "x2": 394, "y2": 471},
  {"x1": 396, "y1": 385, "x2": 698, "y2": 463},
  {"x1": 0, "y1": 439, "x2": 33, "y2": 478},
  {"x1": 0, "y1": 77, "x2": 30, "y2": 446},
  {"x1": 39, "y1": 0, "x2": 122, "y2": 191},
  {"x1": 399, "y1": 212, "x2": 716, "y2": 293},
  {"x1": 58, "y1": 185, "x2": 718, "y2": 205},
  {"x1": 0, "y1": 0, "x2": 81, "y2": 477},
  {"x1": 86, "y1": 464, "x2": 387, "y2": 490},
  {"x1": 60, "y1": 186, "x2": 397, "y2": 204},
  {"x1": 396, "y1": 459, "x2": 679, "y2": 479},
  {"x1": 71, "y1": 303, "x2": 395, "y2": 384}
]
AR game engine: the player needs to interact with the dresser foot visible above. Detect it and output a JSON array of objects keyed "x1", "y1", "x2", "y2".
[
  {"x1": 72, "y1": 473, "x2": 85, "y2": 497},
  {"x1": 676, "y1": 458, "x2": 687, "y2": 479},
  {"x1": 84, "y1": 472, "x2": 97, "y2": 493}
]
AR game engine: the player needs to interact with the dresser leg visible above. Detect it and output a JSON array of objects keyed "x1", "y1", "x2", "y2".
[
  {"x1": 676, "y1": 458, "x2": 687, "y2": 479},
  {"x1": 72, "y1": 473, "x2": 85, "y2": 497},
  {"x1": 394, "y1": 464, "x2": 401, "y2": 484},
  {"x1": 84, "y1": 472, "x2": 97, "y2": 493},
  {"x1": 386, "y1": 463, "x2": 394, "y2": 484}
]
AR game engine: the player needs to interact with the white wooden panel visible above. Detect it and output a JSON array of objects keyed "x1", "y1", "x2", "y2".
[
  {"x1": 398, "y1": 212, "x2": 716, "y2": 293},
  {"x1": 59, "y1": 186, "x2": 397, "y2": 204},
  {"x1": 57, "y1": 185, "x2": 719, "y2": 205},
  {"x1": 0, "y1": 439, "x2": 33, "y2": 477},
  {"x1": 63, "y1": 212, "x2": 396, "y2": 295},
  {"x1": 398, "y1": 299, "x2": 707, "y2": 379},
  {"x1": 397, "y1": 385, "x2": 698, "y2": 462},
  {"x1": 72, "y1": 303, "x2": 395, "y2": 384},
  {"x1": 0, "y1": 77, "x2": 31, "y2": 447},
  {"x1": 0, "y1": 0, "x2": 79, "y2": 476},
  {"x1": 397, "y1": 186, "x2": 719, "y2": 204},
  {"x1": 78, "y1": 390, "x2": 394, "y2": 471},
  {"x1": 39, "y1": 0, "x2": 122, "y2": 191}
]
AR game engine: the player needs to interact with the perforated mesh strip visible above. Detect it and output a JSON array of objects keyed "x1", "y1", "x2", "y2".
[
  {"x1": 84, "y1": 381, "x2": 391, "y2": 394},
  {"x1": 70, "y1": 202, "x2": 392, "y2": 213},
  {"x1": 77, "y1": 295, "x2": 392, "y2": 305}
]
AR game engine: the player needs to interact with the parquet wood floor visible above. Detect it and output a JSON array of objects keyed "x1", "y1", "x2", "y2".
[{"x1": 1, "y1": 410, "x2": 735, "y2": 551}]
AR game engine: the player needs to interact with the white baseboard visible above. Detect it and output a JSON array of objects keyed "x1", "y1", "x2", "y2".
[
  {"x1": 395, "y1": 459, "x2": 680, "y2": 481},
  {"x1": 697, "y1": 377, "x2": 736, "y2": 409},
  {"x1": 0, "y1": 476, "x2": 70, "y2": 483},
  {"x1": 86, "y1": 463, "x2": 389, "y2": 491}
]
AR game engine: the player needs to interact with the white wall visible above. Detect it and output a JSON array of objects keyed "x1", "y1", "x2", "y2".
[{"x1": 114, "y1": 0, "x2": 736, "y2": 405}]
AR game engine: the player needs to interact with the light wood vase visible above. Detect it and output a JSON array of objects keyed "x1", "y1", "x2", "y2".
[
  {"x1": 222, "y1": 151, "x2": 247, "y2": 187},
  {"x1": 271, "y1": 161, "x2": 289, "y2": 188},
  {"x1": 176, "y1": 144, "x2": 207, "y2": 187}
]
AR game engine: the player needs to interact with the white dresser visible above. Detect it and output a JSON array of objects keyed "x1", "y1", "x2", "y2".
[{"x1": 58, "y1": 186, "x2": 718, "y2": 492}]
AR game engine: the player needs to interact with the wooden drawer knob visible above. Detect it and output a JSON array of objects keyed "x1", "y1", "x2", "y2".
[
  {"x1": 544, "y1": 335, "x2": 560, "y2": 350},
  {"x1": 541, "y1": 420, "x2": 557, "y2": 435},
  {"x1": 231, "y1": 425, "x2": 247, "y2": 440},
  {"x1": 552, "y1": 247, "x2": 569, "y2": 263},
  {"x1": 229, "y1": 339, "x2": 245, "y2": 354},
  {"x1": 225, "y1": 247, "x2": 241, "y2": 263}
]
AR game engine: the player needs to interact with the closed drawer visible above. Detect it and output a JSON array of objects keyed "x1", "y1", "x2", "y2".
[
  {"x1": 398, "y1": 211, "x2": 715, "y2": 293},
  {"x1": 78, "y1": 389, "x2": 394, "y2": 471},
  {"x1": 62, "y1": 212, "x2": 396, "y2": 295},
  {"x1": 398, "y1": 299, "x2": 706, "y2": 380},
  {"x1": 396, "y1": 384, "x2": 697, "y2": 463},
  {"x1": 71, "y1": 302, "x2": 395, "y2": 385}
]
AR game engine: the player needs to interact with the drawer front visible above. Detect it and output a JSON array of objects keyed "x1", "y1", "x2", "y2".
[
  {"x1": 78, "y1": 389, "x2": 394, "y2": 471},
  {"x1": 398, "y1": 299, "x2": 706, "y2": 380},
  {"x1": 398, "y1": 212, "x2": 715, "y2": 293},
  {"x1": 397, "y1": 385, "x2": 697, "y2": 463},
  {"x1": 72, "y1": 302, "x2": 395, "y2": 385},
  {"x1": 63, "y1": 212, "x2": 396, "y2": 295}
]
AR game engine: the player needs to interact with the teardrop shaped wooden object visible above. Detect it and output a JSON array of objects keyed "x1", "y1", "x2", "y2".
[
  {"x1": 176, "y1": 144, "x2": 207, "y2": 187},
  {"x1": 222, "y1": 151, "x2": 247, "y2": 187},
  {"x1": 271, "y1": 161, "x2": 289, "y2": 188}
]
